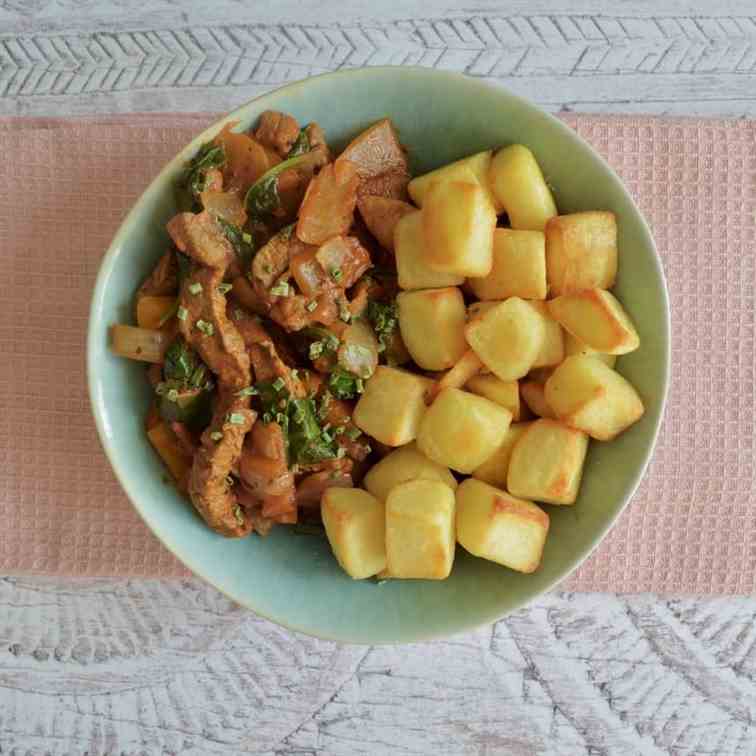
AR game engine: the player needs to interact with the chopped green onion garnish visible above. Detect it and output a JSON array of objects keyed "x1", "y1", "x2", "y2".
[
  {"x1": 166, "y1": 389, "x2": 179, "y2": 402},
  {"x1": 233, "y1": 505, "x2": 244, "y2": 526},
  {"x1": 272, "y1": 377, "x2": 286, "y2": 392},
  {"x1": 356, "y1": 378, "x2": 365, "y2": 393},
  {"x1": 306, "y1": 300, "x2": 318, "y2": 312},
  {"x1": 217, "y1": 283, "x2": 232, "y2": 294},
  {"x1": 227, "y1": 412, "x2": 246, "y2": 425},
  {"x1": 242, "y1": 232, "x2": 252, "y2": 244},
  {"x1": 330, "y1": 267, "x2": 343, "y2": 282},
  {"x1": 237, "y1": 386, "x2": 258, "y2": 397},
  {"x1": 196, "y1": 319, "x2": 214, "y2": 336},
  {"x1": 263, "y1": 412, "x2": 272, "y2": 423},
  {"x1": 275, "y1": 412, "x2": 287, "y2": 425},
  {"x1": 309, "y1": 341, "x2": 324, "y2": 360},
  {"x1": 346, "y1": 426, "x2": 361, "y2": 440},
  {"x1": 270, "y1": 282, "x2": 290, "y2": 297},
  {"x1": 291, "y1": 369, "x2": 299, "y2": 380},
  {"x1": 336, "y1": 446, "x2": 346, "y2": 458},
  {"x1": 188, "y1": 282, "x2": 203, "y2": 295},
  {"x1": 210, "y1": 431, "x2": 224, "y2": 442},
  {"x1": 177, "y1": 306, "x2": 188, "y2": 321},
  {"x1": 322, "y1": 429, "x2": 333, "y2": 443},
  {"x1": 233, "y1": 308, "x2": 244, "y2": 320},
  {"x1": 339, "y1": 302, "x2": 351, "y2": 322}
]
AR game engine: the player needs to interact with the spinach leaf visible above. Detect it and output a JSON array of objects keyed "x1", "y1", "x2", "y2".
[
  {"x1": 288, "y1": 129, "x2": 310, "y2": 158},
  {"x1": 366, "y1": 299, "x2": 398, "y2": 354},
  {"x1": 245, "y1": 152, "x2": 311, "y2": 218},
  {"x1": 163, "y1": 338, "x2": 208, "y2": 387},
  {"x1": 182, "y1": 141, "x2": 225, "y2": 200},
  {"x1": 215, "y1": 217, "x2": 256, "y2": 270},
  {"x1": 327, "y1": 367, "x2": 364, "y2": 400}
]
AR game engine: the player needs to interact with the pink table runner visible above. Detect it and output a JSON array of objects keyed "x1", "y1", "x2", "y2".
[{"x1": 1, "y1": 113, "x2": 753, "y2": 594}]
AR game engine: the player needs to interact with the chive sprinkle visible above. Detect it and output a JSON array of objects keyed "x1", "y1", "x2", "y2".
[
  {"x1": 306, "y1": 300, "x2": 318, "y2": 312},
  {"x1": 272, "y1": 377, "x2": 286, "y2": 392},
  {"x1": 270, "y1": 282, "x2": 290, "y2": 297},
  {"x1": 233, "y1": 505, "x2": 244, "y2": 526},
  {"x1": 166, "y1": 389, "x2": 179, "y2": 402},
  {"x1": 210, "y1": 431, "x2": 224, "y2": 442},
  {"x1": 236, "y1": 386, "x2": 258, "y2": 397},
  {"x1": 227, "y1": 412, "x2": 246, "y2": 425},
  {"x1": 217, "y1": 283, "x2": 232, "y2": 294},
  {"x1": 242, "y1": 232, "x2": 252, "y2": 244},
  {"x1": 188, "y1": 282, "x2": 203, "y2": 295},
  {"x1": 196, "y1": 319, "x2": 214, "y2": 336},
  {"x1": 177, "y1": 306, "x2": 188, "y2": 321},
  {"x1": 330, "y1": 267, "x2": 343, "y2": 282}
]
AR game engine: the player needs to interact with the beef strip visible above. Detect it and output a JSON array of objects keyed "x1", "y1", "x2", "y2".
[
  {"x1": 254, "y1": 110, "x2": 301, "y2": 157},
  {"x1": 167, "y1": 211, "x2": 236, "y2": 270},
  {"x1": 179, "y1": 266, "x2": 251, "y2": 389},
  {"x1": 189, "y1": 390, "x2": 256, "y2": 537}
]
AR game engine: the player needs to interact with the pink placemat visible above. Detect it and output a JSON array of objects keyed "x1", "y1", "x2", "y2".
[{"x1": 0, "y1": 113, "x2": 753, "y2": 594}]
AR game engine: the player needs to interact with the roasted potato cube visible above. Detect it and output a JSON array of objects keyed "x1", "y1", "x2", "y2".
[
  {"x1": 364, "y1": 442, "x2": 458, "y2": 502},
  {"x1": 547, "y1": 289, "x2": 639, "y2": 355},
  {"x1": 465, "y1": 375, "x2": 521, "y2": 420},
  {"x1": 417, "y1": 388, "x2": 512, "y2": 474},
  {"x1": 386, "y1": 480, "x2": 456, "y2": 579},
  {"x1": 507, "y1": 419, "x2": 589, "y2": 505},
  {"x1": 422, "y1": 180, "x2": 496, "y2": 277},
  {"x1": 468, "y1": 229, "x2": 547, "y2": 301},
  {"x1": 398, "y1": 287, "x2": 468, "y2": 370},
  {"x1": 488, "y1": 145, "x2": 557, "y2": 231},
  {"x1": 523, "y1": 300, "x2": 564, "y2": 368},
  {"x1": 394, "y1": 211, "x2": 464, "y2": 290},
  {"x1": 357, "y1": 195, "x2": 414, "y2": 252},
  {"x1": 564, "y1": 332, "x2": 617, "y2": 368},
  {"x1": 520, "y1": 381, "x2": 556, "y2": 419},
  {"x1": 465, "y1": 297, "x2": 545, "y2": 381},
  {"x1": 322, "y1": 487, "x2": 386, "y2": 579},
  {"x1": 456, "y1": 478, "x2": 549, "y2": 573},
  {"x1": 408, "y1": 150, "x2": 502, "y2": 212},
  {"x1": 545, "y1": 211, "x2": 617, "y2": 295},
  {"x1": 353, "y1": 366, "x2": 433, "y2": 446},
  {"x1": 472, "y1": 422, "x2": 530, "y2": 488},
  {"x1": 544, "y1": 355, "x2": 644, "y2": 440}
]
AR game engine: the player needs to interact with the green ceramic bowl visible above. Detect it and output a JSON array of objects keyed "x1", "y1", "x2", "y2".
[{"x1": 88, "y1": 67, "x2": 669, "y2": 643}]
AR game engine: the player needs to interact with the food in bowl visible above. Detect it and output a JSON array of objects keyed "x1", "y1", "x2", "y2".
[{"x1": 110, "y1": 108, "x2": 644, "y2": 582}]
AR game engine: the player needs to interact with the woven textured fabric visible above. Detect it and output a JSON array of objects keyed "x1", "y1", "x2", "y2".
[{"x1": 0, "y1": 113, "x2": 753, "y2": 593}]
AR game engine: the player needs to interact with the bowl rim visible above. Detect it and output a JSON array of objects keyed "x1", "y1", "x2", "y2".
[{"x1": 88, "y1": 65, "x2": 671, "y2": 643}]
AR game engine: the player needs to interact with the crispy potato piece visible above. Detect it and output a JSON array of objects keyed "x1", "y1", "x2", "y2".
[
  {"x1": 417, "y1": 388, "x2": 512, "y2": 474},
  {"x1": 544, "y1": 355, "x2": 644, "y2": 440},
  {"x1": 322, "y1": 487, "x2": 386, "y2": 579},
  {"x1": 520, "y1": 381, "x2": 557, "y2": 419},
  {"x1": 547, "y1": 289, "x2": 640, "y2": 355},
  {"x1": 111, "y1": 325, "x2": 168, "y2": 364},
  {"x1": 468, "y1": 229, "x2": 547, "y2": 301},
  {"x1": 507, "y1": 419, "x2": 589, "y2": 505},
  {"x1": 456, "y1": 478, "x2": 549, "y2": 573},
  {"x1": 296, "y1": 160, "x2": 359, "y2": 245},
  {"x1": 422, "y1": 180, "x2": 496, "y2": 277},
  {"x1": 398, "y1": 287, "x2": 467, "y2": 371},
  {"x1": 427, "y1": 349, "x2": 484, "y2": 402},
  {"x1": 386, "y1": 480, "x2": 456, "y2": 579},
  {"x1": 408, "y1": 150, "x2": 502, "y2": 212},
  {"x1": 472, "y1": 422, "x2": 530, "y2": 489},
  {"x1": 147, "y1": 421, "x2": 192, "y2": 485},
  {"x1": 357, "y1": 196, "x2": 414, "y2": 251},
  {"x1": 364, "y1": 442, "x2": 457, "y2": 502},
  {"x1": 545, "y1": 211, "x2": 617, "y2": 295},
  {"x1": 465, "y1": 298, "x2": 545, "y2": 381},
  {"x1": 488, "y1": 145, "x2": 557, "y2": 231},
  {"x1": 563, "y1": 332, "x2": 617, "y2": 368},
  {"x1": 395, "y1": 211, "x2": 464, "y2": 291},
  {"x1": 465, "y1": 375, "x2": 521, "y2": 420},
  {"x1": 523, "y1": 300, "x2": 564, "y2": 368},
  {"x1": 353, "y1": 366, "x2": 433, "y2": 446}
]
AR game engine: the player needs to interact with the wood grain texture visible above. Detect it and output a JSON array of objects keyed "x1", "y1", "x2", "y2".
[{"x1": 2, "y1": 0, "x2": 756, "y2": 753}]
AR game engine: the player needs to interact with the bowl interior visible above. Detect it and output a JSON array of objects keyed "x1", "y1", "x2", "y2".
[{"x1": 89, "y1": 67, "x2": 669, "y2": 643}]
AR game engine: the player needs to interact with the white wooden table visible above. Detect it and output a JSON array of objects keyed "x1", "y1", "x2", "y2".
[{"x1": 2, "y1": 2, "x2": 755, "y2": 753}]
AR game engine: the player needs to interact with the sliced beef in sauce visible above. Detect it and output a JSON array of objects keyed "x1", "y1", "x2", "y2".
[
  {"x1": 167, "y1": 211, "x2": 236, "y2": 270},
  {"x1": 189, "y1": 391, "x2": 256, "y2": 537},
  {"x1": 179, "y1": 266, "x2": 251, "y2": 389}
]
